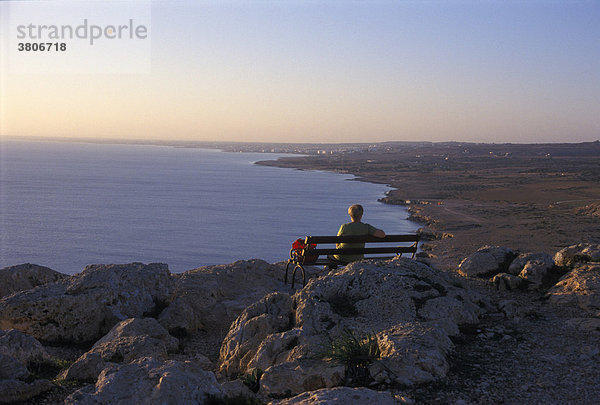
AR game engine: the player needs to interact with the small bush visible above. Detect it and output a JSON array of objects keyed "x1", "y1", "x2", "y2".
[
  {"x1": 323, "y1": 329, "x2": 380, "y2": 367},
  {"x1": 29, "y1": 357, "x2": 74, "y2": 380},
  {"x1": 322, "y1": 329, "x2": 380, "y2": 386},
  {"x1": 241, "y1": 368, "x2": 263, "y2": 393}
]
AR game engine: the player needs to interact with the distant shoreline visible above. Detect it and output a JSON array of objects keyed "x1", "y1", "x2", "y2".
[{"x1": 255, "y1": 142, "x2": 600, "y2": 270}]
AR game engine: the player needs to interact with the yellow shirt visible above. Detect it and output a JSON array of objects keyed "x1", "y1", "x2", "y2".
[{"x1": 333, "y1": 221, "x2": 378, "y2": 263}]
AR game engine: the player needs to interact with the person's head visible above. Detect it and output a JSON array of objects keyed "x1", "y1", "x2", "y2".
[{"x1": 348, "y1": 204, "x2": 363, "y2": 222}]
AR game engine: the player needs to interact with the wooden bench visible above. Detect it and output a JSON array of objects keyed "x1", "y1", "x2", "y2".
[{"x1": 285, "y1": 234, "x2": 420, "y2": 288}]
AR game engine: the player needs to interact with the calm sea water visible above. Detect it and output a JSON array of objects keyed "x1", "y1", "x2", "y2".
[{"x1": 0, "y1": 140, "x2": 419, "y2": 274}]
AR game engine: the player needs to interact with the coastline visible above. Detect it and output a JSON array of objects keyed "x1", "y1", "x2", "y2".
[
  {"x1": 1, "y1": 141, "x2": 599, "y2": 404},
  {"x1": 256, "y1": 141, "x2": 600, "y2": 270}
]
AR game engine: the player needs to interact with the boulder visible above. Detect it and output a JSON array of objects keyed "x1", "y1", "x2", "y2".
[
  {"x1": 0, "y1": 379, "x2": 54, "y2": 404},
  {"x1": 60, "y1": 352, "x2": 108, "y2": 382},
  {"x1": 0, "y1": 330, "x2": 54, "y2": 403},
  {"x1": 547, "y1": 264, "x2": 600, "y2": 313},
  {"x1": 219, "y1": 293, "x2": 295, "y2": 377},
  {"x1": 158, "y1": 259, "x2": 286, "y2": 337},
  {"x1": 491, "y1": 273, "x2": 522, "y2": 291},
  {"x1": 0, "y1": 264, "x2": 68, "y2": 299},
  {"x1": 0, "y1": 329, "x2": 52, "y2": 365},
  {"x1": 61, "y1": 318, "x2": 179, "y2": 381},
  {"x1": 507, "y1": 253, "x2": 554, "y2": 275},
  {"x1": 65, "y1": 357, "x2": 222, "y2": 405},
  {"x1": 519, "y1": 260, "x2": 553, "y2": 290},
  {"x1": 370, "y1": 322, "x2": 453, "y2": 386},
  {"x1": 220, "y1": 379, "x2": 256, "y2": 399},
  {"x1": 94, "y1": 318, "x2": 179, "y2": 352},
  {"x1": 270, "y1": 386, "x2": 401, "y2": 405},
  {"x1": 0, "y1": 263, "x2": 173, "y2": 343},
  {"x1": 0, "y1": 353, "x2": 28, "y2": 380},
  {"x1": 458, "y1": 246, "x2": 516, "y2": 277},
  {"x1": 219, "y1": 258, "x2": 483, "y2": 396},
  {"x1": 260, "y1": 361, "x2": 345, "y2": 398},
  {"x1": 554, "y1": 244, "x2": 600, "y2": 267}
]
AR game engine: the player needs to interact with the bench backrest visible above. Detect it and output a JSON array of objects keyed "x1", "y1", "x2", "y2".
[{"x1": 302, "y1": 234, "x2": 419, "y2": 257}]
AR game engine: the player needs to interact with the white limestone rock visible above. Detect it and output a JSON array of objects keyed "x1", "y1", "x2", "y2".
[
  {"x1": 547, "y1": 264, "x2": 600, "y2": 313},
  {"x1": 260, "y1": 361, "x2": 345, "y2": 399},
  {"x1": 94, "y1": 317, "x2": 179, "y2": 352},
  {"x1": 370, "y1": 322, "x2": 453, "y2": 386},
  {"x1": 0, "y1": 330, "x2": 54, "y2": 403},
  {"x1": 220, "y1": 379, "x2": 256, "y2": 399},
  {"x1": 458, "y1": 246, "x2": 516, "y2": 277},
  {"x1": 0, "y1": 263, "x2": 68, "y2": 299},
  {"x1": 519, "y1": 260, "x2": 553, "y2": 290},
  {"x1": 269, "y1": 387, "x2": 402, "y2": 405},
  {"x1": 219, "y1": 258, "x2": 483, "y2": 396},
  {"x1": 60, "y1": 352, "x2": 109, "y2": 382},
  {"x1": 65, "y1": 357, "x2": 222, "y2": 405},
  {"x1": 491, "y1": 273, "x2": 523, "y2": 291},
  {"x1": 158, "y1": 259, "x2": 286, "y2": 337},
  {"x1": 0, "y1": 263, "x2": 173, "y2": 343},
  {"x1": 508, "y1": 253, "x2": 554, "y2": 275},
  {"x1": 554, "y1": 244, "x2": 600, "y2": 267},
  {"x1": 0, "y1": 329, "x2": 52, "y2": 365},
  {"x1": 61, "y1": 317, "x2": 179, "y2": 381},
  {"x1": 219, "y1": 292, "x2": 295, "y2": 377},
  {"x1": 0, "y1": 379, "x2": 54, "y2": 404}
]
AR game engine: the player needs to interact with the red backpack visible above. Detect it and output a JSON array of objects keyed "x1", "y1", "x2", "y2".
[{"x1": 291, "y1": 239, "x2": 318, "y2": 264}]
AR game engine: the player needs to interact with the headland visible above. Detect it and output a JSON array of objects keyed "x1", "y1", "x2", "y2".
[{"x1": 256, "y1": 141, "x2": 600, "y2": 269}]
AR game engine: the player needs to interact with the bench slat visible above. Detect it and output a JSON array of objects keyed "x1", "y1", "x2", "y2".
[
  {"x1": 307, "y1": 246, "x2": 417, "y2": 256},
  {"x1": 305, "y1": 234, "x2": 419, "y2": 244}
]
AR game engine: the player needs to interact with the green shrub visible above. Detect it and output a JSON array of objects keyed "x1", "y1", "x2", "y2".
[
  {"x1": 240, "y1": 368, "x2": 263, "y2": 393},
  {"x1": 322, "y1": 329, "x2": 380, "y2": 386}
]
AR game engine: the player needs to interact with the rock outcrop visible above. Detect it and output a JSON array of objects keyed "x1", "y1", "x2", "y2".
[
  {"x1": 158, "y1": 259, "x2": 286, "y2": 337},
  {"x1": 0, "y1": 330, "x2": 54, "y2": 403},
  {"x1": 491, "y1": 273, "x2": 523, "y2": 291},
  {"x1": 553, "y1": 244, "x2": 600, "y2": 267},
  {"x1": 458, "y1": 246, "x2": 516, "y2": 277},
  {"x1": 61, "y1": 317, "x2": 179, "y2": 381},
  {"x1": 0, "y1": 329, "x2": 53, "y2": 365},
  {"x1": 0, "y1": 263, "x2": 173, "y2": 343},
  {"x1": 547, "y1": 263, "x2": 600, "y2": 314},
  {"x1": 507, "y1": 253, "x2": 554, "y2": 276},
  {"x1": 65, "y1": 357, "x2": 222, "y2": 404},
  {"x1": 219, "y1": 257, "x2": 483, "y2": 398},
  {"x1": 271, "y1": 386, "x2": 404, "y2": 405},
  {"x1": 0, "y1": 263, "x2": 67, "y2": 299}
]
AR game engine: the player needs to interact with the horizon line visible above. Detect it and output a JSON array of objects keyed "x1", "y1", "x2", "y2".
[{"x1": 2, "y1": 134, "x2": 599, "y2": 147}]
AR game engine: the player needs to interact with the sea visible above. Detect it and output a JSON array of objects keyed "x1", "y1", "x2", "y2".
[{"x1": 0, "y1": 140, "x2": 419, "y2": 275}]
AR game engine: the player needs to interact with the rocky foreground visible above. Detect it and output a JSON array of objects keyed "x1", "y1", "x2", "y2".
[{"x1": 0, "y1": 244, "x2": 598, "y2": 404}]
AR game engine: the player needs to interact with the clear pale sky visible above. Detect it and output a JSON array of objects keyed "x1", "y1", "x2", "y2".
[{"x1": 1, "y1": 0, "x2": 599, "y2": 143}]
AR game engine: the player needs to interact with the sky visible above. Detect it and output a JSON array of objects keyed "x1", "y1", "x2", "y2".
[{"x1": 1, "y1": 0, "x2": 599, "y2": 144}]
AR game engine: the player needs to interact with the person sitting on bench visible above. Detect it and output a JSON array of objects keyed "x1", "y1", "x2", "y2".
[{"x1": 331, "y1": 204, "x2": 386, "y2": 263}]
